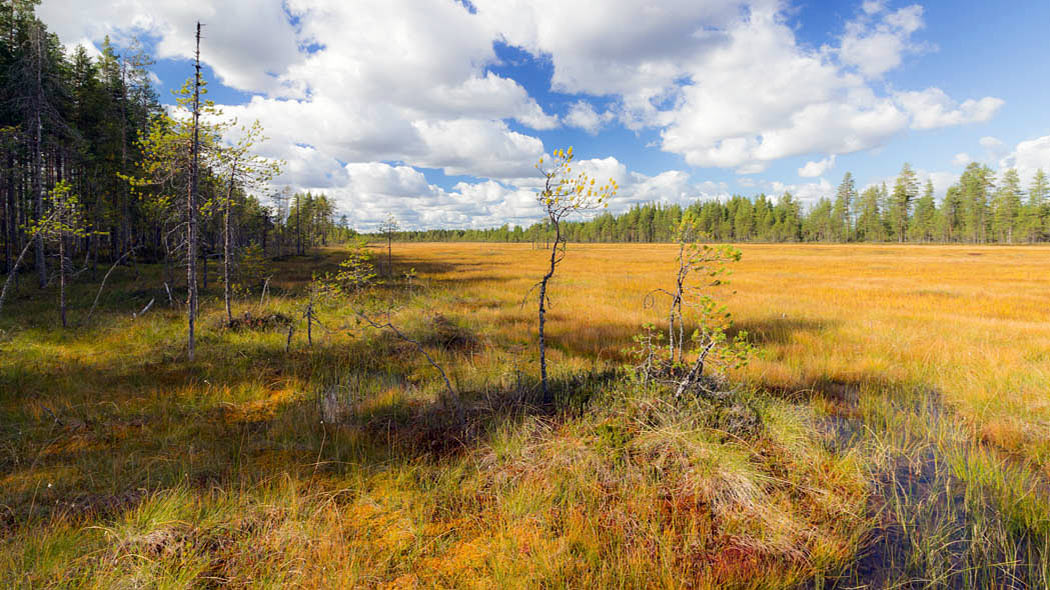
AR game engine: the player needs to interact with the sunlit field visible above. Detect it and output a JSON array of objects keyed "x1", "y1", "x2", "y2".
[{"x1": 3, "y1": 242, "x2": 1049, "y2": 588}]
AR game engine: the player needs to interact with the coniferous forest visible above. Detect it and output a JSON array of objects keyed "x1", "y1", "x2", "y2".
[
  {"x1": 397, "y1": 165, "x2": 1050, "y2": 244},
  {"x1": 0, "y1": 3, "x2": 346, "y2": 289}
]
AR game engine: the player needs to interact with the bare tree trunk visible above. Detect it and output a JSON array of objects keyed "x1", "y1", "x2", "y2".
[
  {"x1": 537, "y1": 217, "x2": 560, "y2": 402},
  {"x1": 223, "y1": 159, "x2": 237, "y2": 325},
  {"x1": 186, "y1": 22, "x2": 202, "y2": 361},
  {"x1": 32, "y1": 26, "x2": 45, "y2": 289},
  {"x1": 0, "y1": 213, "x2": 52, "y2": 315},
  {"x1": 119, "y1": 58, "x2": 129, "y2": 257},
  {"x1": 86, "y1": 246, "x2": 136, "y2": 320},
  {"x1": 58, "y1": 223, "x2": 66, "y2": 328},
  {"x1": 2, "y1": 148, "x2": 9, "y2": 274},
  {"x1": 295, "y1": 192, "x2": 301, "y2": 255}
]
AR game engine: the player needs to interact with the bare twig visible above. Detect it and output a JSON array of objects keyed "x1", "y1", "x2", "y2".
[{"x1": 674, "y1": 338, "x2": 717, "y2": 400}]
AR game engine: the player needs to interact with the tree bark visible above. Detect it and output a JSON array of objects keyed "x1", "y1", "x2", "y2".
[{"x1": 537, "y1": 215, "x2": 560, "y2": 402}]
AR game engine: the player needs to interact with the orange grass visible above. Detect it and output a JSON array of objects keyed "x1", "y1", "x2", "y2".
[
  {"x1": 398, "y1": 242, "x2": 1050, "y2": 471},
  {"x1": 2, "y1": 242, "x2": 1048, "y2": 588}
]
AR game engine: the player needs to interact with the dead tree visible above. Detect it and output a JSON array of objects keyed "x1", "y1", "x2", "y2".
[
  {"x1": 186, "y1": 21, "x2": 202, "y2": 360},
  {"x1": 378, "y1": 214, "x2": 399, "y2": 276}
]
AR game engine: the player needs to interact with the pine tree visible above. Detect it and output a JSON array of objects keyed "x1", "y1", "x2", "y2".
[
  {"x1": 992, "y1": 168, "x2": 1022, "y2": 243},
  {"x1": 890, "y1": 163, "x2": 918, "y2": 242},
  {"x1": 1025, "y1": 169, "x2": 1048, "y2": 241},
  {"x1": 960, "y1": 163, "x2": 993, "y2": 243},
  {"x1": 832, "y1": 172, "x2": 856, "y2": 241},
  {"x1": 939, "y1": 185, "x2": 963, "y2": 242},
  {"x1": 856, "y1": 186, "x2": 883, "y2": 241},
  {"x1": 910, "y1": 180, "x2": 937, "y2": 243}
]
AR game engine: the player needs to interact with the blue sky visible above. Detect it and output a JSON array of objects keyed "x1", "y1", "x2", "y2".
[{"x1": 38, "y1": 0, "x2": 1050, "y2": 229}]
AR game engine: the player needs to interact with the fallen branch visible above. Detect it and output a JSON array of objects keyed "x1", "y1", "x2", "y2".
[
  {"x1": 260, "y1": 276, "x2": 271, "y2": 306},
  {"x1": 0, "y1": 237, "x2": 36, "y2": 316},
  {"x1": 674, "y1": 338, "x2": 717, "y2": 400},
  {"x1": 133, "y1": 298, "x2": 155, "y2": 319},
  {"x1": 86, "y1": 247, "x2": 138, "y2": 321},
  {"x1": 355, "y1": 310, "x2": 457, "y2": 401}
]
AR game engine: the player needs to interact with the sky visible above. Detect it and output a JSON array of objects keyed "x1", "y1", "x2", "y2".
[{"x1": 37, "y1": 0, "x2": 1050, "y2": 230}]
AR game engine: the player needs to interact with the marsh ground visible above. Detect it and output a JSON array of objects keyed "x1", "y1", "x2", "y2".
[{"x1": 2, "y1": 242, "x2": 1048, "y2": 588}]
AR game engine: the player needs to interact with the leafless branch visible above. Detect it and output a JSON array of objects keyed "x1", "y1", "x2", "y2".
[{"x1": 86, "y1": 247, "x2": 138, "y2": 321}]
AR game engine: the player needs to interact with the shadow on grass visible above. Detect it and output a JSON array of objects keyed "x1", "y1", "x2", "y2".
[
  {"x1": 729, "y1": 315, "x2": 833, "y2": 346},
  {"x1": 0, "y1": 285, "x2": 622, "y2": 536}
]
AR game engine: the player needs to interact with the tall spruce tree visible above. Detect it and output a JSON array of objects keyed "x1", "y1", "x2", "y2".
[
  {"x1": 832, "y1": 172, "x2": 856, "y2": 241},
  {"x1": 890, "y1": 163, "x2": 918, "y2": 242}
]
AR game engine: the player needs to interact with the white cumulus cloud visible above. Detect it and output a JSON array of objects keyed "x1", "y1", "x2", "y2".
[
  {"x1": 895, "y1": 88, "x2": 1004, "y2": 130},
  {"x1": 798, "y1": 155, "x2": 837, "y2": 178}
]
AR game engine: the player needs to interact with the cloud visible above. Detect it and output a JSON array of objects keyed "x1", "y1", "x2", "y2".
[
  {"x1": 43, "y1": 0, "x2": 558, "y2": 183},
  {"x1": 861, "y1": 1, "x2": 885, "y2": 15},
  {"x1": 999, "y1": 134, "x2": 1050, "y2": 183},
  {"x1": 312, "y1": 162, "x2": 542, "y2": 230},
  {"x1": 952, "y1": 153, "x2": 972, "y2": 166},
  {"x1": 660, "y1": 5, "x2": 911, "y2": 172},
  {"x1": 840, "y1": 4, "x2": 925, "y2": 78},
  {"x1": 564, "y1": 101, "x2": 614, "y2": 135},
  {"x1": 798, "y1": 155, "x2": 836, "y2": 178},
  {"x1": 980, "y1": 136, "x2": 1003, "y2": 150},
  {"x1": 474, "y1": 0, "x2": 746, "y2": 129},
  {"x1": 864, "y1": 167, "x2": 957, "y2": 199},
  {"x1": 895, "y1": 88, "x2": 1004, "y2": 130},
  {"x1": 39, "y1": 0, "x2": 303, "y2": 93},
  {"x1": 35, "y1": 0, "x2": 1016, "y2": 228},
  {"x1": 310, "y1": 156, "x2": 728, "y2": 230},
  {"x1": 768, "y1": 178, "x2": 834, "y2": 204}
]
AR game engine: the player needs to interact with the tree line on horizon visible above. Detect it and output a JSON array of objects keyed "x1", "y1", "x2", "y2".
[{"x1": 394, "y1": 163, "x2": 1050, "y2": 245}]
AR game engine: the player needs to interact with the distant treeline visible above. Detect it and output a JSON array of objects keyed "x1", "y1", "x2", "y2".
[{"x1": 394, "y1": 164, "x2": 1050, "y2": 244}]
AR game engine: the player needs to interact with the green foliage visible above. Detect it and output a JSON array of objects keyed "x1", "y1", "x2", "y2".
[
  {"x1": 629, "y1": 241, "x2": 752, "y2": 394},
  {"x1": 317, "y1": 239, "x2": 379, "y2": 297},
  {"x1": 234, "y1": 242, "x2": 269, "y2": 293},
  {"x1": 389, "y1": 166, "x2": 1050, "y2": 246}
]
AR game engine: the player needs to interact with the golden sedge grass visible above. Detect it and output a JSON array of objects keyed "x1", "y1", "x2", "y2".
[{"x1": 0, "y1": 242, "x2": 1048, "y2": 588}]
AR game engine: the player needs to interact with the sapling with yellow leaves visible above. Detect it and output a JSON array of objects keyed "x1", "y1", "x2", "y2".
[{"x1": 530, "y1": 146, "x2": 616, "y2": 401}]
